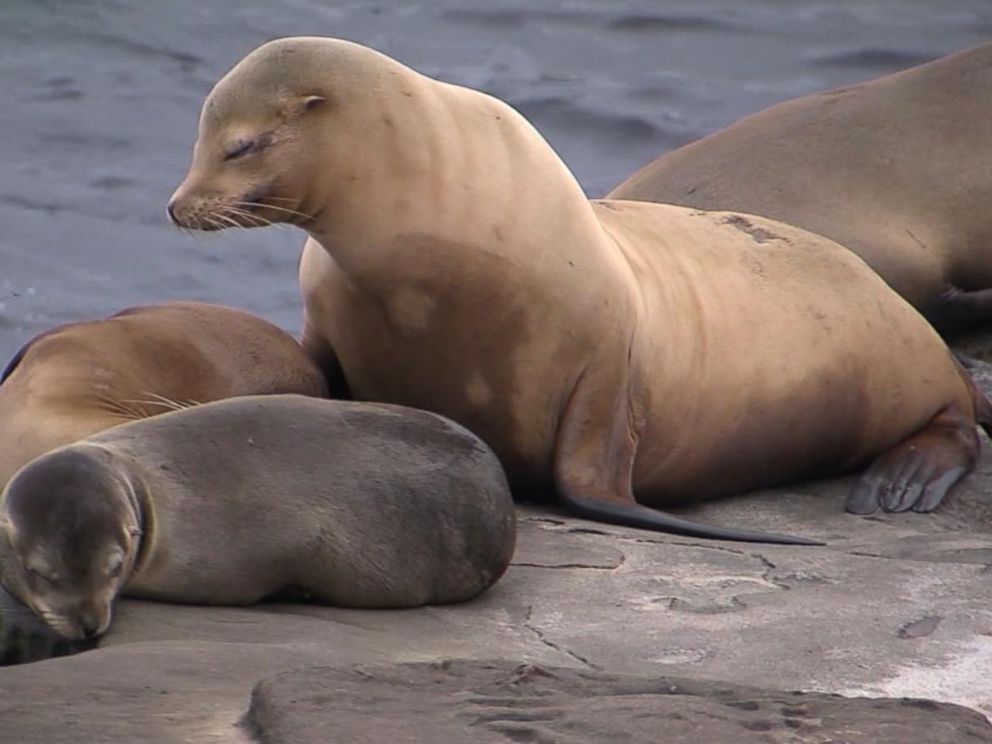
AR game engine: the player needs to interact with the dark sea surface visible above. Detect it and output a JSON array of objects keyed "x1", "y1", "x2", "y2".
[{"x1": 1, "y1": 0, "x2": 989, "y2": 361}]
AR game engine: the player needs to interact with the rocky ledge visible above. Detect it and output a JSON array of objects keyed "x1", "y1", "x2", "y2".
[
  {"x1": 3, "y1": 433, "x2": 992, "y2": 742},
  {"x1": 245, "y1": 659, "x2": 992, "y2": 743}
]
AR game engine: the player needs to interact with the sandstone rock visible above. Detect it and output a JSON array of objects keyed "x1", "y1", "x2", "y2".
[{"x1": 245, "y1": 659, "x2": 992, "y2": 744}]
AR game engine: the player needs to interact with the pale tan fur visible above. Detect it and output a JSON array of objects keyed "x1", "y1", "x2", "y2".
[{"x1": 169, "y1": 38, "x2": 981, "y2": 527}]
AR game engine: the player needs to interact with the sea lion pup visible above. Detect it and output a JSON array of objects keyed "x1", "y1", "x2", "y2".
[
  {"x1": 0, "y1": 395, "x2": 516, "y2": 641},
  {"x1": 608, "y1": 42, "x2": 992, "y2": 334},
  {"x1": 168, "y1": 37, "x2": 989, "y2": 543},
  {"x1": 0, "y1": 301, "x2": 328, "y2": 489}
]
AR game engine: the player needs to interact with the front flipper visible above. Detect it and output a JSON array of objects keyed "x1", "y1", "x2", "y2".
[
  {"x1": 553, "y1": 360, "x2": 823, "y2": 546},
  {"x1": 301, "y1": 320, "x2": 352, "y2": 400},
  {"x1": 846, "y1": 403, "x2": 980, "y2": 515}
]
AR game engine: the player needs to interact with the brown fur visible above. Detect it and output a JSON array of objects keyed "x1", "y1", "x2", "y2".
[
  {"x1": 0, "y1": 302, "x2": 328, "y2": 489},
  {"x1": 608, "y1": 42, "x2": 992, "y2": 332}
]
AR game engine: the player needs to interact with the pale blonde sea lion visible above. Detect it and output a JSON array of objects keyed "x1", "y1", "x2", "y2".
[
  {"x1": 0, "y1": 301, "x2": 328, "y2": 488},
  {"x1": 608, "y1": 42, "x2": 992, "y2": 333},
  {"x1": 0, "y1": 395, "x2": 516, "y2": 640},
  {"x1": 168, "y1": 37, "x2": 991, "y2": 543}
]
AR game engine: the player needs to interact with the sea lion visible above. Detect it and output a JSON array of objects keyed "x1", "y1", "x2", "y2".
[
  {"x1": 0, "y1": 394, "x2": 516, "y2": 641},
  {"x1": 168, "y1": 37, "x2": 990, "y2": 543},
  {"x1": 607, "y1": 42, "x2": 992, "y2": 334},
  {"x1": 0, "y1": 301, "x2": 328, "y2": 489}
]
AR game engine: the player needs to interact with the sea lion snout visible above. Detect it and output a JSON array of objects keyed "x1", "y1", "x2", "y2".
[
  {"x1": 31, "y1": 596, "x2": 112, "y2": 642},
  {"x1": 166, "y1": 185, "x2": 240, "y2": 231},
  {"x1": 11, "y1": 551, "x2": 124, "y2": 641},
  {"x1": 169, "y1": 152, "x2": 313, "y2": 231},
  {"x1": 73, "y1": 597, "x2": 114, "y2": 640},
  {"x1": 167, "y1": 163, "x2": 256, "y2": 231}
]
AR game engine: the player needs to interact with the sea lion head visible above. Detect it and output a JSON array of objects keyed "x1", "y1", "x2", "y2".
[
  {"x1": 168, "y1": 37, "x2": 388, "y2": 232},
  {"x1": 0, "y1": 448, "x2": 142, "y2": 641}
]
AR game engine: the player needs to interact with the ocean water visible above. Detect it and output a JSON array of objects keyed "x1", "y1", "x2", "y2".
[{"x1": 0, "y1": 0, "x2": 989, "y2": 360}]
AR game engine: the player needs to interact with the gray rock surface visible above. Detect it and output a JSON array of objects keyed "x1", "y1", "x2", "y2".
[
  {"x1": 244, "y1": 660, "x2": 992, "y2": 744},
  {"x1": 3, "y1": 1, "x2": 992, "y2": 742},
  {"x1": 4, "y1": 466, "x2": 992, "y2": 742}
]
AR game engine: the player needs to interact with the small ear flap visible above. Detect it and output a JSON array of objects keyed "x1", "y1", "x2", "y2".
[{"x1": 128, "y1": 526, "x2": 143, "y2": 538}]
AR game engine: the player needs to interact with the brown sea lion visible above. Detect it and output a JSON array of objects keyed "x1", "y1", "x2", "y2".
[
  {"x1": 608, "y1": 42, "x2": 992, "y2": 333},
  {"x1": 0, "y1": 301, "x2": 328, "y2": 488},
  {"x1": 0, "y1": 395, "x2": 516, "y2": 640},
  {"x1": 168, "y1": 37, "x2": 990, "y2": 543}
]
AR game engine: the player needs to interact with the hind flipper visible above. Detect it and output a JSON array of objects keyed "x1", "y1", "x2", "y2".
[
  {"x1": 553, "y1": 356, "x2": 822, "y2": 545},
  {"x1": 846, "y1": 403, "x2": 979, "y2": 515}
]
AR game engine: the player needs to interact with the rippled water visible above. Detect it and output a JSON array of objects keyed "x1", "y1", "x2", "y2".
[{"x1": 0, "y1": 0, "x2": 989, "y2": 360}]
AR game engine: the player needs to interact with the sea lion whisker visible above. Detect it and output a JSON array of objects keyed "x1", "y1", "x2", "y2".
[
  {"x1": 223, "y1": 205, "x2": 288, "y2": 232},
  {"x1": 202, "y1": 214, "x2": 228, "y2": 231},
  {"x1": 141, "y1": 392, "x2": 182, "y2": 405},
  {"x1": 211, "y1": 211, "x2": 246, "y2": 231},
  {"x1": 225, "y1": 207, "x2": 285, "y2": 231},
  {"x1": 96, "y1": 395, "x2": 146, "y2": 419},
  {"x1": 102, "y1": 403, "x2": 136, "y2": 418},
  {"x1": 233, "y1": 201, "x2": 314, "y2": 221},
  {"x1": 135, "y1": 392, "x2": 198, "y2": 412},
  {"x1": 224, "y1": 205, "x2": 276, "y2": 229},
  {"x1": 120, "y1": 398, "x2": 183, "y2": 413},
  {"x1": 95, "y1": 395, "x2": 128, "y2": 414}
]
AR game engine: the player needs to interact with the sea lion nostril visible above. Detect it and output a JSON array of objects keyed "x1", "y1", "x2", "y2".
[{"x1": 166, "y1": 201, "x2": 178, "y2": 224}]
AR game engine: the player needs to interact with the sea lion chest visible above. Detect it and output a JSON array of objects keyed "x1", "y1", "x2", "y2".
[{"x1": 300, "y1": 235, "x2": 580, "y2": 490}]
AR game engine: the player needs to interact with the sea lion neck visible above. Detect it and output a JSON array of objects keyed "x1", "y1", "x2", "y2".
[
  {"x1": 94, "y1": 448, "x2": 153, "y2": 579},
  {"x1": 300, "y1": 59, "x2": 604, "y2": 281}
]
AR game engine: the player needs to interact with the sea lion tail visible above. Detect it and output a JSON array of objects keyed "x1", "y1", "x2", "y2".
[{"x1": 560, "y1": 493, "x2": 824, "y2": 546}]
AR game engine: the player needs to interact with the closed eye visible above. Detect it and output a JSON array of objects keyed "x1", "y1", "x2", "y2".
[
  {"x1": 224, "y1": 139, "x2": 256, "y2": 161},
  {"x1": 224, "y1": 132, "x2": 274, "y2": 162},
  {"x1": 27, "y1": 567, "x2": 57, "y2": 585}
]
